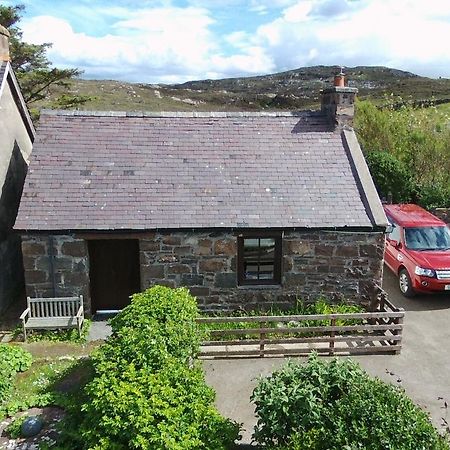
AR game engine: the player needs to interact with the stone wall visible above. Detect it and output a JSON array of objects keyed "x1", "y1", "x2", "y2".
[
  {"x1": 21, "y1": 234, "x2": 91, "y2": 315},
  {"x1": 139, "y1": 230, "x2": 385, "y2": 312},
  {"x1": 21, "y1": 230, "x2": 384, "y2": 315},
  {"x1": 0, "y1": 234, "x2": 24, "y2": 313}
]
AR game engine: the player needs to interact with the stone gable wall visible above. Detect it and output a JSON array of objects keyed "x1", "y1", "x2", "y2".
[
  {"x1": 21, "y1": 230, "x2": 384, "y2": 315},
  {"x1": 21, "y1": 234, "x2": 91, "y2": 315}
]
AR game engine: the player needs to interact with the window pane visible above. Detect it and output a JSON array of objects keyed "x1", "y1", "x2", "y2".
[
  {"x1": 244, "y1": 239, "x2": 259, "y2": 248},
  {"x1": 260, "y1": 238, "x2": 275, "y2": 247},
  {"x1": 258, "y1": 262, "x2": 274, "y2": 279},
  {"x1": 405, "y1": 226, "x2": 450, "y2": 250},
  {"x1": 244, "y1": 263, "x2": 259, "y2": 279}
]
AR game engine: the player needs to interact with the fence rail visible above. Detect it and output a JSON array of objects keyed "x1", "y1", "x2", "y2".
[{"x1": 197, "y1": 298, "x2": 404, "y2": 359}]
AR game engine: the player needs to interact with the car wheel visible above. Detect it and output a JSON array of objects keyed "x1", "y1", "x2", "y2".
[{"x1": 399, "y1": 268, "x2": 415, "y2": 297}]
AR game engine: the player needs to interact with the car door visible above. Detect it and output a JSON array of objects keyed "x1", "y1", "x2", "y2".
[{"x1": 385, "y1": 218, "x2": 402, "y2": 273}]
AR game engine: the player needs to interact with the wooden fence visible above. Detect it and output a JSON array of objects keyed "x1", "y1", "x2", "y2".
[{"x1": 197, "y1": 297, "x2": 404, "y2": 359}]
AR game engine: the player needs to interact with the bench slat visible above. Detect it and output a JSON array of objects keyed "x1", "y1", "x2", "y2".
[
  {"x1": 25, "y1": 317, "x2": 79, "y2": 329},
  {"x1": 28, "y1": 297, "x2": 80, "y2": 302}
]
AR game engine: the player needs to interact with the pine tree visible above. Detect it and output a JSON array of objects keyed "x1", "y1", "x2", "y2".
[{"x1": 0, "y1": 4, "x2": 90, "y2": 112}]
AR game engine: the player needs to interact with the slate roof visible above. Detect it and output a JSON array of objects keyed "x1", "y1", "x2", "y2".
[{"x1": 15, "y1": 110, "x2": 381, "y2": 231}]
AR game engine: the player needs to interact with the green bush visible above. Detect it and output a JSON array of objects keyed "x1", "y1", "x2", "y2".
[
  {"x1": 365, "y1": 151, "x2": 415, "y2": 203},
  {"x1": 5, "y1": 415, "x2": 27, "y2": 438},
  {"x1": 77, "y1": 286, "x2": 240, "y2": 449},
  {"x1": 0, "y1": 345, "x2": 32, "y2": 404},
  {"x1": 355, "y1": 99, "x2": 450, "y2": 209},
  {"x1": 251, "y1": 354, "x2": 449, "y2": 450}
]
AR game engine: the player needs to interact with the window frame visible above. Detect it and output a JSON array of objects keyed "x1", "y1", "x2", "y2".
[{"x1": 237, "y1": 232, "x2": 282, "y2": 286}]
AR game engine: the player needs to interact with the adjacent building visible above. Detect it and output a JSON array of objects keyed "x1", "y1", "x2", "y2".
[{"x1": 0, "y1": 25, "x2": 35, "y2": 313}]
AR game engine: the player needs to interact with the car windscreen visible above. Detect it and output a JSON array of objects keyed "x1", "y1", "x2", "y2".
[{"x1": 404, "y1": 226, "x2": 450, "y2": 251}]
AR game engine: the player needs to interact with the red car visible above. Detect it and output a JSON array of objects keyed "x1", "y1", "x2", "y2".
[{"x1": 384, "y1": 204, "x2": 450, "y2": 297}]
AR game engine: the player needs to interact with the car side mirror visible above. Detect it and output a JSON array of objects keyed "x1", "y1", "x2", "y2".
[{"x1": 389, "y1": 239, "x2": 401, "y2": 249}]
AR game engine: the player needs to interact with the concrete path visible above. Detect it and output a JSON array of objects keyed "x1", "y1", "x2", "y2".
[
  {"x1": 203, "y1": 269, "x2": 450, "y2": 444},
  {"x1": 88, "y1": 319, "x2": 112, "y2": 342}
]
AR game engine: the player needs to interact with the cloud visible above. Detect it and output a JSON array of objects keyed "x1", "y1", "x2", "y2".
[
  {"x1": 18, "y1": 0, "x2": 450, "y2": 82},
  {"x1": 21, "y1": 5, "x2": 276, "y2": 82},
  {"x1": 251, "y1": 0, "x2": 450, "y2": 77},
  {"x1": 21, "y1": 7, "x2": 210, "y2": 82}
]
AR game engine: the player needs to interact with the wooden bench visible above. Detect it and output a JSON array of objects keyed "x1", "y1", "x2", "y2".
[{"x1": 20, "y1": 296, "x2": 84, "y2": 341}]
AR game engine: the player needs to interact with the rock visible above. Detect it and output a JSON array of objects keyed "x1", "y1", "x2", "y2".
[{"x1": 21, "y1": 416, "x2": 43, "y2": 438}]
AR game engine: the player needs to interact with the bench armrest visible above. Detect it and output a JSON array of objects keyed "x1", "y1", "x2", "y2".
[
  {"x1": 76, "y1": 304, "x2": 84, "y2": 318},
  {"x1": 20, "y1": 308, "x2": 30, "y2": 321}
]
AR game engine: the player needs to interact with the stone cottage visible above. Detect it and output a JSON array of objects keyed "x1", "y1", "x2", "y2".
[
  {"x1": 15, "y1": 76, "x2": 387, "y2": 315},
  {"x1": 0, "y1": 25, "x2": 35, "y2": 313}
]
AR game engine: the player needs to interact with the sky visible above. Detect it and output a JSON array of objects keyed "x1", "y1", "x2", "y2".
[{"x1": 3, "y1": 0, "x2": 450, "y2": 83}]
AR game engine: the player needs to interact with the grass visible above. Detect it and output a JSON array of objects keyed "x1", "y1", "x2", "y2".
[{"x1": 0, "y1": 350, "x2": 94, "y2": 420}]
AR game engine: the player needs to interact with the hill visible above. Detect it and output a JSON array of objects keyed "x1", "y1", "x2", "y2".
[{"x1": 32, "y1": 65, "x2": 450, "y2": 114}]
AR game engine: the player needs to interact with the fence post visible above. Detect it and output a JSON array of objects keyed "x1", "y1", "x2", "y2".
[
  {"x1": 259, "y1": 321, "x2": 265, "y2": 358},
  {"x1": 392, "y1": 310, "x2": 404, "y2": 354},
  {"x1": 329, "y1": 318, "x2": 336, "y2": 356}
]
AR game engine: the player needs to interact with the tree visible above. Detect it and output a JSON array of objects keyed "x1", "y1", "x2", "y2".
[
  {"x1": 0, "y1": 4, "x2": 90, "y2": 111},
  {"x1": 355, "y1": 99, "x2": 450, "y2": 209}
]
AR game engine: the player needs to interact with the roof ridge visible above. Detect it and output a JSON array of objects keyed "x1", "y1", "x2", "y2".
[{"x1": 40, "y1": 109, "x2": 324, "y2": 118}]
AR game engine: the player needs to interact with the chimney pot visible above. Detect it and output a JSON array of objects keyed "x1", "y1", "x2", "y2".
[
  {"x1": 333, "y1": 67, "x2": 346, "y2": 87},
  {"x1": 0, "y1": 25, "x2": 10, "y2": 62}
]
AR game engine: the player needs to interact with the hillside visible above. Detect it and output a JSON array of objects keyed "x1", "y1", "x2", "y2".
[{"x1": 32, "y1": 65, "x2": 450, "y2": 114}]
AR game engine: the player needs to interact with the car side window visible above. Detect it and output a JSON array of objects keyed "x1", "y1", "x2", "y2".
[{"x1": 387, "y1": 219, "x2": 401, "y2": 242}]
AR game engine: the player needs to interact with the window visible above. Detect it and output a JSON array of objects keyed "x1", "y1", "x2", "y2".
[
  {"x1": 387, "y1": 218, "x2": 401, "y2": 242},
  {"x1": 237, "y1": 234, "x2": 282, "y2": 285},
  {"x1": 404, "y1": 226, "x2": 450, "y2": 250}
]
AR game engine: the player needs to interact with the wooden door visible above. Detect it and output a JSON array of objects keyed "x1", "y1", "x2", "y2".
[{"x1": 88, "y1": 239, "x2": 140, "y2": 312}]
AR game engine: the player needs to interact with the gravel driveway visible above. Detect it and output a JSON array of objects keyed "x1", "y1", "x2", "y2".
[{"x1": 203, "y1": 269, "x2": 450, "y2": 444}]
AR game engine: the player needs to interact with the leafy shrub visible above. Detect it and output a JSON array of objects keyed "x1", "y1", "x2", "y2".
[
  {"x1": 81, "y1": 359, "x2": 238, "y2": 449},
  {"x1": 251, "y1": 354, "x2": 449, "y2": 450},
  {"x1": 0, "y1": 344, "x2": 33, "y2": 373},
  {"x1": 77, "y1": 286, "x2": 240, "y2": 449},
  {"x1": 5, "y1": 415, "x2": 27, "y2": 438},
  {"x1": 355, "y1": 99, "x2": 450, "y2": 209},
  {"x1": 107, "y1": 285, "x2": 200, "y2": 365},
  {"x1": 0, "y1": 345, "x2": 32, "y2": 404},
  {"x1": 365, "y1": 151, "x2": 415, "y2": 203},
  {"x1": 416, "y1": 180, "x2": 450, "y2": 210}
]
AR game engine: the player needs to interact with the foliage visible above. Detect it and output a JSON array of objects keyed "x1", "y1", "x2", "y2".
[
  {"x1": 0, "y1": 4, "x2": 90, "y2": 116},
  {"x1": 251, "y1": 354, "x2": 449, "y2": 450},
  {"x1": 355, "y1": 99, "x2": 450, "y2": 208},
  {"x1": 5, "y1": 415, "x2": 27, "y2": 438},
  {"x1": 201, "y1": 298, "x2": 364, "y2": 341},
  {"x1": 75, "y1": 286, "x2": 240, "y2": 450},
  {"x1": 25, "y1": 320, "x2": 91, "y2": 344},
  {"x1": 364, "y1": 151, "x2": 415, "y2": 203},
  {"x1": 0, "y1": 344, "x2": 32, "y2": 405},
  {"x1": 0, "y1": 356, "x2": 91, "y2": 420}
]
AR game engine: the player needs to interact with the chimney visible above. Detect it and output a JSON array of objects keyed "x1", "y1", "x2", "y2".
[
  {"x1": 321, "y1": 68, "x2": 358, "y2": 129},
  {"x1": 0, "y1": 25, "x2": 10, "y2": 61}
]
